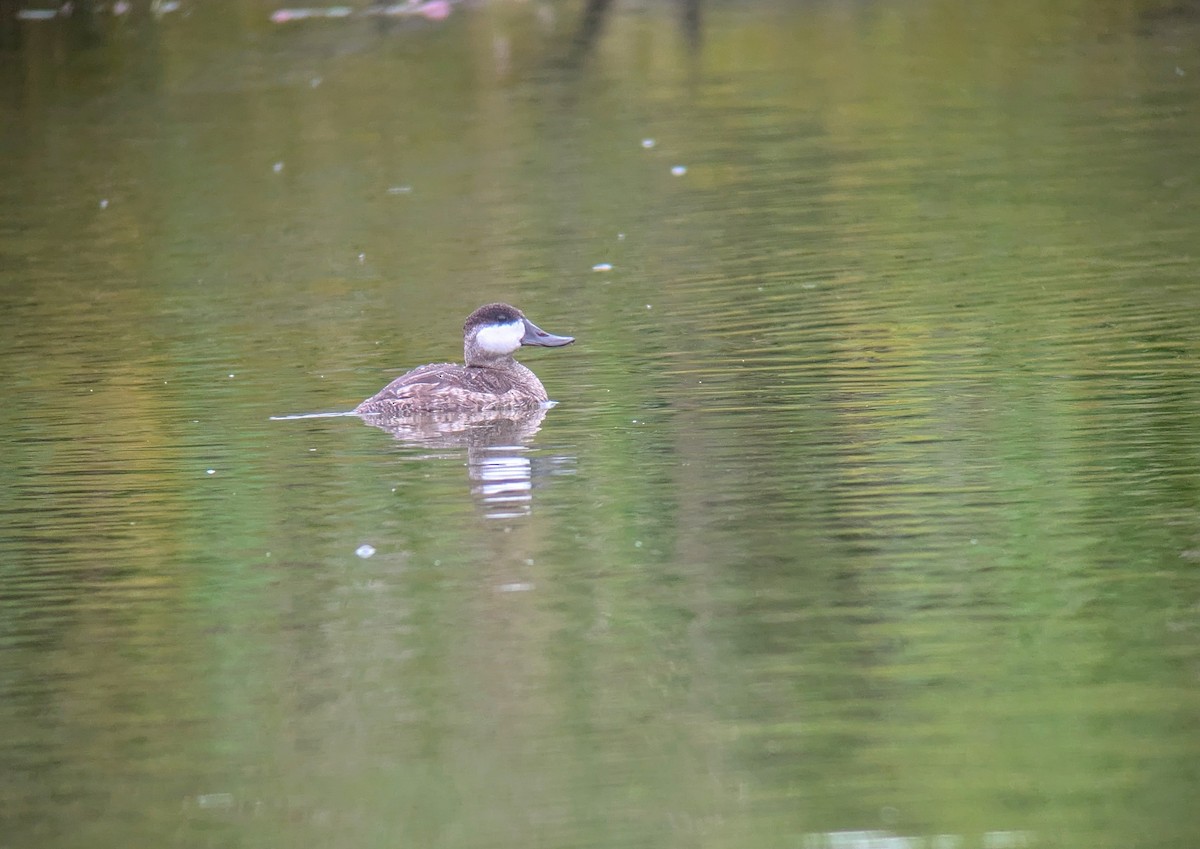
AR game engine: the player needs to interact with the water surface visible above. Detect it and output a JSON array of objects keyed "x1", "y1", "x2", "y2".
[{"x1": 2, "y1": 2, "x2": 1200, "y2": 848}]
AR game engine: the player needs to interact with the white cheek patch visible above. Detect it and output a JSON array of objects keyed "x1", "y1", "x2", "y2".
[{"x1": 475, "y1": 321, "x2": 525, "y2": 355}]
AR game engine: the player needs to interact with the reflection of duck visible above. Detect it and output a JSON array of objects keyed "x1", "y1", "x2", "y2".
[
  {"x1": 355, "y1": 304, "x2": 574, "y2": 417},
  {"x1": 359, "y1": 407, "x2": 570, "y2": 519},
  {"x1": 357, "y1": 407, "x2": 548, "y2": 448}
]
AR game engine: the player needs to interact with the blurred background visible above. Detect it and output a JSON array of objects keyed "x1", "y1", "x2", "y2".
[{"x1": 2, "y1": 1, "x2": 1199, "y2": 847}]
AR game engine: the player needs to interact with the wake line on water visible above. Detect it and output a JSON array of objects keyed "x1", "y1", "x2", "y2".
[{"x1": 269, "y1": 411, "x2": 360, "y2": 421}]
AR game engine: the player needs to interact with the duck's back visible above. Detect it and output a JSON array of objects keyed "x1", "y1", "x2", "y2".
[{"x1": 355, "y1": 362, "x2": 548, "y2": 416}]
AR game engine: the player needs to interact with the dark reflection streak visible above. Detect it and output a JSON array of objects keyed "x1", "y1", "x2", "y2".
[
  {"x1": 567, "y1": 0, "x2": 613, "y2": 62},
  {"x1": 0, "y1": 0, "x2": 21, "y2": 51},
  {"x1": 64, "y1": 0, "x2": 103, "y2": 49},
  {"x1": 678, "y1": 0, "x2": 701, "y2": 50},
  {"x1": 564, "y1": 0, "x2": 703, "y2": 65}
]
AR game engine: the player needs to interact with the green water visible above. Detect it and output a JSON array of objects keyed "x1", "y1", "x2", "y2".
[{"x1": 2, "y1": 1, "x2": 1200, "y2": 847}]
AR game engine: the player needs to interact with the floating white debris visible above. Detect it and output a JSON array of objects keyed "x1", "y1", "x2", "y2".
[
  {"x1": 366, "y1": 0, "x2": 450, "y2": 19},
  {"x1": 99, "y1": 199, "x2": 109, "y2": 209},
  {"x1": 196, "y1": 793, "x2": 234, "y2": 809},
  {"x1": 641, "y1": 138, "x2": 656, "y2": 149},
  {"x1": 310, "y1": 76, "x2": 322, "y2": 88},
  {"x1": 387, "y1": 185, "x2": 413, "y2": 194},
  {"x1": 272, "y1": 161, "x2": 284, "y2": 173},
  {"x1": 206, "y1": 469, "x2": 216, "y2": 475},
  {"x1": 356, "y1": 544, "x2": 376, "y2": 558},
  {"x1": 592, "y1": 262, "x2": 613, "y2": 272},
  {"x1": 497, "y1": 582, "x2": 534, "y2": 593},
  {"x1": 270, "y1": 6, "x2": 353, "y2": 22},
  {"x1": 617, "y1": 233, "x2": 625, "y2": 240},
  {"x1": 671, "y1": 165, "x2": 687, "y2": 176}
]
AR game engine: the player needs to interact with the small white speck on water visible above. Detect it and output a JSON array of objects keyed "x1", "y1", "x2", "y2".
[
  {"x1": 308, "y1": 448, "x2": 317, "y2": 452},
  {"x1": 497, "y1": 582, "x2": 534, "y2": 593},
  {"x1": 358, "y1": 253, "x2": 366, "y2": 263},
  {"x1": 634, "y1": 540, "x2": 643, "y2": 548},
  {"x1": 196, "y1": 793, "x2": 234, "y2": 810},
  {"x1": 355, "y1": 544, "x2": 376, "y2": 558},
  {"x1": 272, "y1": 161, "x2": 284, "y2": 173},
  {"x1": 433, "y1": 559, "x2": 442, "y2": 566},
  {"x1": 970, "y1": 539, "x2": 978, "y2": 545},
  {"x1": 310, "y1": 76, "x2": 322, "y2": 87},
  {"x1": 617, "y1": 233, "x2": 625, "y2": 240},
  {"x1": 592, "y1": 262, "x2": 613, "y2": 272},
  {"x1": 646, "y1": 304, "x2": 652, "y2": 309},
  {"x1": 99, "y1": 198, "x2": 109, "y2": 209},
  {"x1": 228, "y1": 373, "x2": 235, "y2": 378},
  {"x1": 1176, "y1": 66, "x2": 1186, "y2": 76},
  {"x1": 641, "y1": 138, "x2": 655, "y2": 149},
  {"x1": 206, "y1": 469, "x2": 216, "y2": 475},
  {"x1": 387, "y1": 185, "x2": 413, "y2": 194},
  {"x1": 671, "y1": 165, "x2": 687, "y2": 176}
]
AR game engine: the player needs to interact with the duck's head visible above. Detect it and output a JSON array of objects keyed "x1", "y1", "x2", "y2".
[{"x1": 464, "y1": 303, "x2": 574, "y2": 366}]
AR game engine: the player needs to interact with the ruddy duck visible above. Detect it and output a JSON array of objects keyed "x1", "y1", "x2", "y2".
[{"x1": 355, "y1": 303, "x2": 574, "y2": 416}]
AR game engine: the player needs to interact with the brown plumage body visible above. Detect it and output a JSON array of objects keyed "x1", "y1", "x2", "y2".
[{"x1": 355, "y1": 303, "x2": 574, "y2": 417}]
